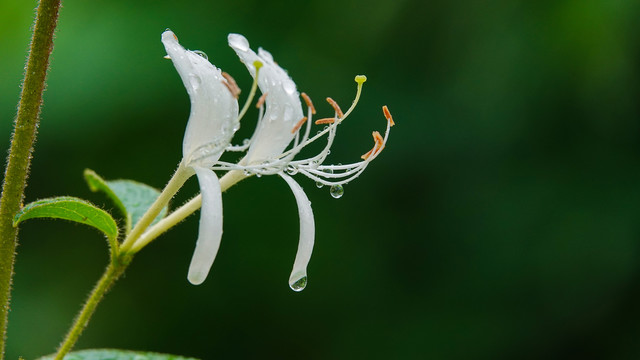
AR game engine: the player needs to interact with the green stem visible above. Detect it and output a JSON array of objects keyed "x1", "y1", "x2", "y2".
[
  {"x1": 52, "y1": 170, "x2": 247, "y2": 357},
  {"x1": 129, "y1": 169, "x2": 247, "y2": 253},
  {"x1": 0, "y1": 0, "x2": 61, "y2": 357},
  {"x1": 54, "y1": 259, "x2": 130, "y2": 360},
  {"x1": 119, "y1": 163, "x2": 192, "y2": 252}
]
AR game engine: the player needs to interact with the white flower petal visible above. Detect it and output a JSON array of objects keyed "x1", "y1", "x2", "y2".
[
  {"x1": 279, "y1": 173, "x2": 315, "y2": 291},
  {"x1": 162, "y1": 30, "x2": 239, "y2": 167},
  {"x1": 228, "y1": 34, "x2": 304, "y2": 163},
  {"x1": 188, "y1": 166, "x2": 224, "y2": 285}
]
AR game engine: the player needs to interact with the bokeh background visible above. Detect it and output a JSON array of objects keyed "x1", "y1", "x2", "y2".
[{"x1": 2, "y1": 0, "x2": 640, "y2": 359}]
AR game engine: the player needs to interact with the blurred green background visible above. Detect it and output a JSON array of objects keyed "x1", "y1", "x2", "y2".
[{"x1": 2, "y1": 0, "x2": 640, "y2": 359}]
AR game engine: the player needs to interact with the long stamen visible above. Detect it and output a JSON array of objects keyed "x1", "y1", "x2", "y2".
[
  {"x1": 301, "y1": 92, "x2": 316, "y2": 115},
  {"x1": 221, "y1": 72, "x2": 241, "y2": 99},
  {"x1": 326, "y1": 97, "x2": 344, "y2": 119},
  {"x1": 237, "y1": 60, "x2": 263, "y2": 122},
  {"x1": 278, "y1": 76, "x2": 366, "y2": 159},
  {"x1": 314, "y1": 118, "x2": 335, "y2": 125},
  {"x1": 382, "y1": 105, "x2": 395, "y2": 126},
  {"x1": 291, "y1": 117, "x2": 308, "y2": 134},
  {"x1": 256, "y1": 92, "x2": 268, "y2": 108}
]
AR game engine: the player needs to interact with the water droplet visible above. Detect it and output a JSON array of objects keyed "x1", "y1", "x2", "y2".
[
  {"x1": 316, "y1": 181, "x2": 324, "y2": 188},
  {"x1": 282, "y1": 80, "x2": 296, "y2": 95},
  {"x1": 242, "y1": 138, "x2": 250, "y2": 145},
  {"x1": 330, "y1": 184, "x2": 344, "y2": 198},
  {"x1": 189, "y1": 74, "x2": 201, "y2": 91},
  {"x1": 193, "y1": 50, "x2": 208, "y2": 60},
  {"x1": 229, "y1": 34, "x2": 250, "y2": 51},
  {"x1": 285, "y1": 165, "x2": 298, "y2": 175},
  {"x1": 258, "y1": 48, "x2": 274, "y2": 62},
  {"x1": 289, "y1": 276, "x2": 307, "y2": 292},
  {"x1": 256, "y1": 173, "x2": 262, "y2": 178}
]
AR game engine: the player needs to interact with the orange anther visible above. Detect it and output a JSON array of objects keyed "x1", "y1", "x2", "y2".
[
  {"x1": 372, "y1": 131, "x2": 384, "y2": 144},
  {"x1": 301, "y1": 92, "x2": 316, "y2": 114},
  {"x1": 256, "y1": 92, "x2": 268, "y2": 108},
  {"x1": 291, "y1": 117, "x2": 308, "y2": 134},
  {"x1": 360, "y1": 148, "x2": 374, "y2": 160},
  {"x1": 382, "y1": 105, "x2": 395, "y2": 126},
  {"x1": 326, "y1": 97, "x2": 344, "y2": 118},
  {"x1": 361, "y1": 131, "x2": 385, "y2": 160},
  {"x1": 221, "y1": 72, "x2": 241, "y2": 99},
  {"x1": 314, "y1": 117, "x2": 336, "y2": 125}
]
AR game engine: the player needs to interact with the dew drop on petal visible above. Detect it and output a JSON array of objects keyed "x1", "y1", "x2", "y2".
[
  {"x1": 282, "y1": 80, "x2": 296, "y2": 95},
  {"x1": 229, "y1": 34, "x2": 250, "y2": 51},
  {"x1": 316, "y1": 181, "x2": 324, "y2": 188},
  {"x1": 189, "y1": 73, "x2": 201, "y2": 91},
  {"x1": 289, "y1": 276, "x2": 307, "y2": 292},
  {"x1": 330, "y1": 184, "x2": 344, "y2": 198},
  {"x1": 193, "y1": 50, "x2": 208, "y2": 60}
]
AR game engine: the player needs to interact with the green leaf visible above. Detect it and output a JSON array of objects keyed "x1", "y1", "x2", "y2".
[
  {"x1": 13, "y1": 196, "x2": 119, "y2": 251},
  {"x1": 38, "y1": 349, "x2": 199, "y2": 360},
  {"x1": 84, "y1": 169, "x2": 168, "y2": 234}
]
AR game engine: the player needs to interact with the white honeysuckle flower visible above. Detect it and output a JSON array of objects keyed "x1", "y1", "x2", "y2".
[
  {"x1": 159, "y1": 31, "x2": 394, "y2": 291},
  {"x1": 213, "y1": 34, "x2": 396, "y2": 291},
  {"x1": 161, "y1": 30, "x2": 239, "y2": 285}
]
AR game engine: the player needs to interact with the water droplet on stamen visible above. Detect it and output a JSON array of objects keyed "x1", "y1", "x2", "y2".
[
  {"x1": 330, "y1": 184, "x2": 344, "y2": 199},
  {"x1": 286, "y1": 165, "x2": 298, "y2": 175},
  {"x1": 289, "y1": 276, "x2": 307, "y2": 292},
  {"x1": 193, "y1": 50, "x2": 208, "y2": 60}
]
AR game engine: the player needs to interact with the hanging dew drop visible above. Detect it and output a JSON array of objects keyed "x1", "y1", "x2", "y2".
[
  {"x1": 330, "y1": 184, "x2": 344, "y2": 198},
  {"x1": 289, "y1": 276, "x2": 307, "y2": 292},
  {"x1": 316, "y1": 181, "x2": 324, "y2": 188}
]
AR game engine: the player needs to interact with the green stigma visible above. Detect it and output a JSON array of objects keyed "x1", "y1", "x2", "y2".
[{"x1": 355, "y1": 75, "x2": 367, "y2": 84}]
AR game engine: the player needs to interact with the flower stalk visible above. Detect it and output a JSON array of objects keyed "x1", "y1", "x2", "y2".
[{"x1": 0, "y1": 0, "x2": 61, "y2": 357}]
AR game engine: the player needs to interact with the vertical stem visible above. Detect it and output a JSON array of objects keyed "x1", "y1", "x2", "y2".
[
  {"x1": 0, "y1": 0, "x2": 62, "y2": 358},
  {"x1": 54, "y1": 260, "x2": 129, "y2": 360}
]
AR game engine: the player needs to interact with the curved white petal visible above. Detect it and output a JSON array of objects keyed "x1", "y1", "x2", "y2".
[
  {"x1": 188, "y1": 166, "x2": 223, "y2": 285},
  {"x1": 279, "y1": 173, "x2": 315, "y2": 291},
  {"x1": 162, "y1": 31, "x2": 239, "y2": 167},
  {"x1": 228, "y1": 34, "x2": 304, "y2": 163}
]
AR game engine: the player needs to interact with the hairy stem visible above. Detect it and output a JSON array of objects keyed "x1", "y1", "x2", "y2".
[
  {"x1": 0, "y1": 0, "x2": 62, "y2": 357},
  {"x1": 54, "y1": 259, "x2": 130, "y2": 360}
]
